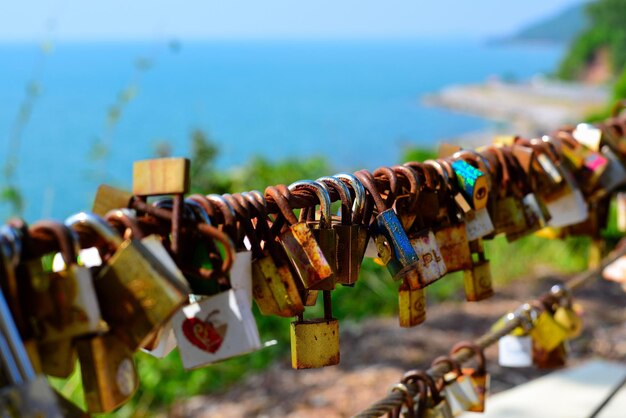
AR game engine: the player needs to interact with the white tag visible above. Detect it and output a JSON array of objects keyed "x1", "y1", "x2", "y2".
[
  {"x1": 464, "y1": 208, "x2": 495, "y2": 241},
  {"x1": 172, "y1": 289, "x2": 261, "y2": 370},
  {"x1": 499, "y1": 335, "x2": 533, "y2": 367}
]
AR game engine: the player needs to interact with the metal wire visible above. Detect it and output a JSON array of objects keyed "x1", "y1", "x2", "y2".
[{"x1": 354, "y1": 244, "x2": 626, "y2": 418}]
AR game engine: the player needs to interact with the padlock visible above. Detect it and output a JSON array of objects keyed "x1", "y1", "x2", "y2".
[
  {"x1": 75, "y1": 332, "x2": 138, "y2": 413},
  {"x1": 450, "y1": 159, "x2": 489, "y2": 211},
  {"x1": 92, "y1": 184, "x2": 133, "y2": 217},
  {"x1": 387, "y1": 382, "x2": 415, "y2": 418},
  {"x1": 398, "y1": 281, "x2": 426, "y2": 328},
  {"x1": 132, "y1": 157, "x2": 190, "y2": 196},
  {"x1": 431, "y1": 356, "x2": 481, "y2": 415},
  {"x1": 290, "y1": 180, "x2": 338, "y2": 291},
  {"x1": 266, "y1": 185, "x2": 334, "y2": 291},
  {"x1": 463, "y1": 242, "x2": 493, "y2": 302},
  {"x1": 239, "y1": 192, "x2": 304, "y2": 317},
  {"x1": 0, "y1": 286, "x2": 65, "y2": 417},
  {"x1": 593, "y1": 145, "x2": 626, "y2": 198},
  {"x1": 450, "y1": 342, "x2": 489, "y2": 412},
  {"x1": 405, "y1": 161, "x2": 441, "y2": 224},
  {"x1": 290, "y1": 291, "x2": 339, "y2": 369},
  {"x1": 402, "y1": 370, "x2": 453, "y2": 418},
  {"x1": 432, "y1": 159, "x2": 473, "y2": 218},
  {"x1": 573, "y1": 123, "x2": 602, "y2": 151},
  {"x1": 26, "y1": 221, "x2": 103, "y2": 342},
  {"x1": 434, "y1": 223, "x2": 472, "y2": 274},
  {"x1": 355, "y1": 170, "x2": 420, "y2": 281},
  {"x1": 173, "y1": 288, "x2": 262, "y2": 370},
  {"x1": 394, "y1": 165, "x2": 447, "y2": 289},
  {"x1": 37, "y1": 338, "x2": 77, "y2": 378},
  {"x1": 542, "y1": 162, "x2": 588, "y2": 228},
  {"x1": 529, "y1": 306, "x2": 569, "y2": 352},
  {"x1": 549, "y1": 285, "x2": 583, "y2": 339},
  {"x1": 334, "y1": 172, "x2": 370, "y2": 284},
  {"x1": 65, "y1": 212, "x2": 189, "y2": 351},
  {"x1": 105, "y1": 208, "x2": 190, "y2": 358},
  {"x1": 316, "y1": 175, "x2": 364, "y2": 286}
]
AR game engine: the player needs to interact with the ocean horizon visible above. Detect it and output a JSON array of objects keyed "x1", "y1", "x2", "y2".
[{"x1": 0, "y1": 39, "x2": 563, "y2": 221}]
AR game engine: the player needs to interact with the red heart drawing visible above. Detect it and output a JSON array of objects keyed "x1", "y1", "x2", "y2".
[{"x1": 182, "y1": 317, "x2": 224, "y2": 353}]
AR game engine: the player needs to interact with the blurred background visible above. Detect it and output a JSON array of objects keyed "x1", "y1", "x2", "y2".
[{"x1": 2, "y1": 1, "x2": 626, "y2": 417}]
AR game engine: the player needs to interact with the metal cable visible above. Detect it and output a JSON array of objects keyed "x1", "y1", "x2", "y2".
[{"x1": 354, "y1": 244, "x2": 626, "y2": 418}]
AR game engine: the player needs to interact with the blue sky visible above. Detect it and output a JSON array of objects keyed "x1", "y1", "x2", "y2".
[{"x1": 1, "y1": 0, "x2": 582, "y2": 41}]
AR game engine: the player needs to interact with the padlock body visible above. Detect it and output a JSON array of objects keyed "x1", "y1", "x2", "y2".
[
  {"x1": 290, "y1": 318, "x2": 339, "y2": 369},
  {"x1": 461, "y1": 368, "x2": 489, "y2": 413},
  {"x1": 311, "y1": 226, "x2": 337, "y2": 290},
  {"x1": 334, "y1": 224, "x2": 365, "y2": 286},
  {"x1": 452, "y1": 160, "x2": 489, "y2": 210},
  {"x1": 463, "y1": 260, "x2": 493, "y2": 302},
  {"x1": 410, "y1": 229, "x2": 447, "y2": 288},
  {"x1": 96, "y1": 239, "x2": 189, "y2": 350},
  {"x1": 533, "y1": 341, "x2": 567, "y2": 369},
  {"x1": 280, "y1": 222, "x2": 333, "y2": 290},
  {"x1": 373, "y1": 209, "x2": 420, "y2": 279},
  {"x1": 38, "y1": 338, "x2": 77, "y2": 378},
  {"x1": 554, "y1": 306, "x2": 583, "y2": 338},
  {"x1": 530, "y1": 311, "x2": 570, "y2": 352},
  {"x1": 76, "y1": 333, "x2": 138, "y2": 413},
  {"x1": 465, "y1": 208, "x2": 495, "y2": 241},
  {"x1": 435, "y1": 224, "x2": 472, "y2": 272},
  {"x1": 252, "y1": 256, "x2": 303, "y2": 317},
  {"x1": 493, "y1": 196, "x2": 527, "y2": 235},
  {"x1": 398, "y1": 284, "x2": 426, "y2": 328}
]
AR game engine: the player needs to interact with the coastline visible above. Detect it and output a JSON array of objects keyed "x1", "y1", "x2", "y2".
[{"x1": 423, "y1": 76, "x2": 609, "y2": 146}]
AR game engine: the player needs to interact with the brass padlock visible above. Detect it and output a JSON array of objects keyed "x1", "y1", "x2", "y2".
[
  {"x1": 267, "y1": 186, "x2": 334, "y2": 291},
  {"x1": 549, "y1": 285, "x2": 583, "y2": 339},
  {"x1": 38, "y1": 338, "x2": 77, "y2": 378},
  {"x1": 355, "y1": 170, "x2": 420, "y2": 281},
  {"x1": 240, "y1": 192, "x2": 304, "y2": 318},
  {"x1": 65, "y1": 212, "x2": 189, "y2": 351},
  {"x1": 463, "y1": 241, "x2": 493, "y2": 302},
  {"x1": 317, "y1": 175, "x2": 367, "y2": 286},
  {"x1": 434, "y1": 223, "x2": 472, "y2": 273},
  {"x1": 290, "y1": 291, "x2": 339, "y2": 369},
  {"x1": 398, "y1": 281, "x2": 426, "y2": 328},
  {"x1": 335, "y1": 172, "x2": 370, "y2": 285},
  {"x1": 291, "y1": 180, "x2": 339, "y2": 291},
  {"x1": 431, "y1": 356, "x2": 481, "y2": 415},
  {"x1": 529, "y1": 306, "x2": 569, "y2": 352},
  {"x1": 76, "y1": 332, "x2": 138, "y2": 413},
  {"x1": 27, "y1": 221, "x2": 103, "y2": 342},
  {"x1": 450, "y1": 342, "x2": 489, "y2": 413}
]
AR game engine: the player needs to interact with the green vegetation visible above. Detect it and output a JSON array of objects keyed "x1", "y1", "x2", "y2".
[
  {"x1": 558, "y1": 0, "x2": 626, "y2": 80},
  {"x1": 497, "y1": 2, "x2": 588, "y2": 44}
]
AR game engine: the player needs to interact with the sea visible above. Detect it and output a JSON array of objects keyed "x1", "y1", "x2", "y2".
[{"x1": 0, "y1": 40, "x2": 563, "y2": 221}]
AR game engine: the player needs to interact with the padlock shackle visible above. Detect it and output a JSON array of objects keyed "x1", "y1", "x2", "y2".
[
  {"x1": 30, "y1": 220, "x2": 80, "y2": 268},
  {"x1": 105, "y1": 209, "x2": 146, "y2": 240},
  {"x1": 373, "y1": 166, "x2": 398, "y2": 208},
  {"x1": 186, "y1": 194, "x2": 217, "y2": 223},
  {"x1": 65, "y1": 212, "x2": 125, "y2": 259},
  {"x1": 401, "y1": 369, "x2": 443, "y2": 411},
  {"x1": 388, "y1": 383, "x2": 415, "y2": 418},
  {"x1": 288, "y1": 180, "x2": 332, "y2": 229},
  {"x1": 265, "y1": 185, "x2": 299, "y2": 226},
  {"x1": 431, "y1": 355, "x2": 463, "y2": 387},
  {"x1": 224, "y1": 193, "x2": 264, "y2": 258},
  {"x1": 184, "y1": 198, "x2": 213, "y2": 225},
  {"x1": 355, "y1": 170, "x2": 388, "y2": 213},
  {"x1": 393, "y1": 165, "x2": 421, "y2": 212},
  {"x1": 316, "y1": 176, "x2": 352, "y2": 226},
  {"x1": 450, "y1": 341, "x2": 486, "y2": 373},
  {"x1": 334, "y1": 173, "x2": 366, "y2": 224}
]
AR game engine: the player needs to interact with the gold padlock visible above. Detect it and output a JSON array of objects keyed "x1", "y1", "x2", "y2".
[
  {"x1": 290, "y1": 291, "x2": 339, "y2": 369},
  {"x1": 434, "y1": 223, "x2": 472, "y2": 273},
  {"x1": 529, "y1": 307, "x2": 570, "y2": 352},
  {"x1": 398, "y1": 281, "x2": 426, "y2": 328},
  {"x1": 76, "y1": 332, "x2": 138, "y2": 413},
  {"x1": 38, "y1": 338, "x2": 77, "y2": 379},
  {"x1": 463, "y1": 243, "x2": 493, "y2": 302},
  {"x1": 65, "y1": 212, "x2": 189, "y2": 351}
]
